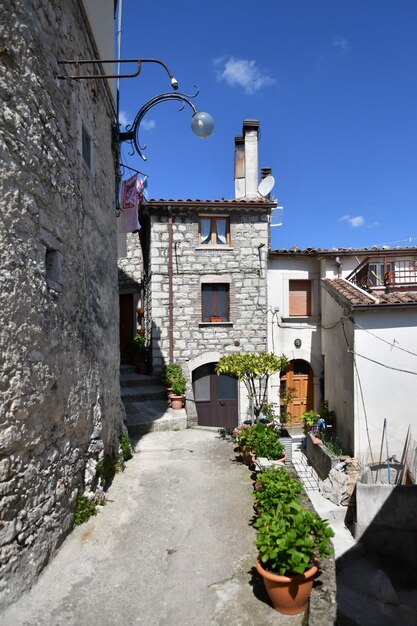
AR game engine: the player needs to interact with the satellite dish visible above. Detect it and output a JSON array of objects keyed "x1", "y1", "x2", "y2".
[{"x1": 258, "y1": 175, "x2": 275, "y2": 198}]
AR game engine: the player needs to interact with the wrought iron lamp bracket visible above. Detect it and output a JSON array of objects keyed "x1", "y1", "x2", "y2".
[{"x1": 118, "y1": 90, "x2": 199, "y2": 161}]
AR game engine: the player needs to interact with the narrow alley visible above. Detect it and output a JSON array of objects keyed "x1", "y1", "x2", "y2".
[{"x1": 0, "y1": 430, "x2": 306, "y2": 626}]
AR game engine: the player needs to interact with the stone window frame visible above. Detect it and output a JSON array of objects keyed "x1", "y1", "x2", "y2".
[{"x1": 197, "y1": 214, "x2": 231, "y2": 248}]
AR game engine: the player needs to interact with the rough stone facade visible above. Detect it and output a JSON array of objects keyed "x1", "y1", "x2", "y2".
[
  {"x1": 118, "y1": 232, "x2": 143, "y2": 293},
  {"x1": 144, "y1": 201, "x2": 272, "y2": 422},
  {"x1": 0, "y1": 0, "x2": 124, "y2": 608}
]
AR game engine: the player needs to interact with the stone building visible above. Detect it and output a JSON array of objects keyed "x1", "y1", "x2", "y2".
[
  {"x1": 0, "y1": 0, "x2": 124, "y2": 608},
  {"x1": 139, "y1": 120, "x2": 276, "y2": 428},
  {"x1": 118, "y1": 232, "x2": 144, "y2": 358}
]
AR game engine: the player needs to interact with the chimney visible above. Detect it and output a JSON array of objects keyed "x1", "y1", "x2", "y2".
[{"x1": 234, "y1": 119, "x2": 260, "y2": 200}]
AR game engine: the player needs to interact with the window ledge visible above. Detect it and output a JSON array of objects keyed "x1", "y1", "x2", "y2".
[
  {"x1": 199, "y1": 322, "x2": 233, "y2": 327},
  {"x1": 281, "y1": 316, "x2": 321, "y2": 325},
  {"x1": 195, "y1": 246, "x2": 234, "y2": 251}
]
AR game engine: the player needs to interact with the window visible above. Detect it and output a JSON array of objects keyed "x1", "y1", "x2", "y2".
[
  {"x1": 368, "y1": 261, "x2": 393, "y2": 286},
  {"x1": 199, "y1": 216, "x2": 230, "y2": 246},
  {"x1": 82, "y1": 124, "x2": 92, "y2": 170},
  {"x1": 202, "y1": 284, "x2": 229, "y2": 322},
  {"x1": 289, "y1": 280, "x2": 311, "y2": 316}
]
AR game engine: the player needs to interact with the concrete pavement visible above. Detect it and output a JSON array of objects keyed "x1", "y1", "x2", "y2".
[{"x1": 1, "y1": 429, "x2": 308, "y2": 626}]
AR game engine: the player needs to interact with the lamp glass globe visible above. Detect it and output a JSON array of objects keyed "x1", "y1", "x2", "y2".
[{"x1": 191, "y1": 111, "x2": 215, "y2": 138}]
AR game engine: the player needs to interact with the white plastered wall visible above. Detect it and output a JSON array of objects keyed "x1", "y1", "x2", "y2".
[{"x1": 353, "y1": 308, "x2": 417, "y2": 466}]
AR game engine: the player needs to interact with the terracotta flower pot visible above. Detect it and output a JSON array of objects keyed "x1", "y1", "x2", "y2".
[
  {"x1": 256, "y1": 559, "x2": 318, "y2": 615},
  {"x1": 242, "y1": 447, "x2": 256, "y2": 467},
  {"x1": 169, "y1": 394, "x2": 184, "y2": 410}
]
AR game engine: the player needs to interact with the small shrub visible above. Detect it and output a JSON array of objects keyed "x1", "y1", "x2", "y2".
[
  {"x1": 236, "y1": 423, "x2": 284, "y2": 460},
  {"x1": 162, "y1": 363, "x2": 183, "y2": 387},
  {"x1": 119, "y1": 432, "x2": 133, "y2": 462},
  {"x1": 96, "y1": 454, "x2": 120, "y2": 485},
  {"x1": 254, "y1": 499, "x2": 334, "y2": 576},
  {"x1": 171, "y1": 375, "x2": 186, "y2": 395},
  {"x1": 254, "y1": 466, "x2": 303, "y2": 512},
  {"x1": 74, "y1": 493, "x2": 97, "y2": 526},
  {"x1": 129, "y1": 334, "x2": 148, "y2": 354}
]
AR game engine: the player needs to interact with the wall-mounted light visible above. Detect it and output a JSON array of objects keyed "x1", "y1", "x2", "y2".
[
  {"x1": 58, "y1": 57, "x2": 215, "y2": 161},
  {"x1": 118, "y1": 90, "x2": 215, "y2": 161},
  {"x1": 294, "y1": 338, "x2": 302, "y2": 348}
]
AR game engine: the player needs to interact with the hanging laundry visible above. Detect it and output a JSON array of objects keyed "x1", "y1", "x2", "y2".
[
  {"x1": 137, "y1": 176, "x2": 148, "y2": 205},
  {"x1": 119, "y1": 174, "x2": 140, "y2": 233}
]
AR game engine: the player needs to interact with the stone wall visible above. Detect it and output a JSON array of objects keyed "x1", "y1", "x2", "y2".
[
  {"x1": 0, "y1": 0, "x2": 124, "y2": 608},
  {"x1": 118, "y1": 232, "x2": 143, "y2": 293},
  {"x1": 147, "y1": 204, "x2": 270, "y2": 421}
]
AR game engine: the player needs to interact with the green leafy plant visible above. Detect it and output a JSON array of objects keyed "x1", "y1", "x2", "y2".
[
  {"x1": 129, "y1": 334, "x2": 148, "y2": 355},
  {"x1": 236, "y1": 423, "x2": 284, "y2": 460},
  {"x1": 300, "y1": 410, "x2": 320, "y2": 435},
  {"x1": 162, "y1": 363, "x2": 183, "y2": 387},
  {"x1": 253, "y1": 467, "x2": 303, "y2": 512},
  {"x1": 216, "y1": 352, "x2": 289, "y2": 421},
  {"x1": 254, "y1": 499, "x2": 334, "y2": 576},
  {"x1": 119, "y1": 432, "x2": 133, "y2": 462},
  {"x1": 96, "y1": 454, "x2": 122, "y2": 485},
  {"x1": 170, "y1": 375, "x2": 186, "y2": 396},
  {"x1": 74, "y1": 493, "x2": 97, "y2": 526},
  {"x1": 322, "y1": 436, "x2": 344, "y2": 456}
]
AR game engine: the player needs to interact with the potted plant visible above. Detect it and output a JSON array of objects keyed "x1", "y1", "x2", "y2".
[
  {"x1": 253, "y1": 467, "x2": 302, "y2": 515},
  {"x1": 169, "y1": 375, "x2": 186, "y2": 410},
  {"x1": 216, "y1": 352, "x2": 289, "y2": 422},
  {"x1": 254, "y1": 499, "x2": 334, "y2": 615},
  {"x1": 162, "y1": 363, "x2": 183, "y2": 397},
  {"x1": 300, "y1": 410, "x2": 320, "y2": 435},
  {"x1": 236, "y1": 423, "x2": 286, "y2": 466},
  {"x1": 129, "y1": 334, "x2": 149, "y2": 374}
]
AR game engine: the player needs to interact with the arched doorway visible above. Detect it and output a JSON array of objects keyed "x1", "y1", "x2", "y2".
[
  {"x1": 280, "y1": 360, "x2": 314, "y2": 427},
  {"x1": 192, "y1": 363, "x2": 238, "y2": 428}
]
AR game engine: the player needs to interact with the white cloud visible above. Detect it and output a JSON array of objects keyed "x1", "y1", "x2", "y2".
[
  {"x1": 340, "y1": 215, "x2": 365, "y2": 227},
  {"x1": 141, "y1": 119, "x2": 156, "y2": 131},
  {"x1": 214, "y1": 56, "x2": 275, "y2": 95},
  {"x1": 332, "y1": 36, "x2": 351, "y2": 53},
  {"x1": 118, "y1": 111, "x2": 132, "y2": 127}
]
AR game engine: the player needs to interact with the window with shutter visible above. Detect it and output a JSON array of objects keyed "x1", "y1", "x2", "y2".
[
  {"x1": 289, "y1": 280, "x2": 311, "y2": 316},
  {"x1": 201, "y1": 284, "x2": 230, "y2": 322}
]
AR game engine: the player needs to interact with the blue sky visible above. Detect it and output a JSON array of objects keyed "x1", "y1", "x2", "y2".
[{"x1": 117, "y1": 0, "x2": 417, "y2": 250}]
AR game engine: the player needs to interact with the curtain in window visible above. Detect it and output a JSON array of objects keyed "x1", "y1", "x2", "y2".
[
  {"x1": 200, "y1": 219, "x2": 212, "y2": 244},
  {"x1": 216, "y1": 218, "x2": 227, "y2": 244}
]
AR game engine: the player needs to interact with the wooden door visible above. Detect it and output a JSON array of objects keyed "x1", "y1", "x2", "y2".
[
  {"x1": 192, "y1": 363, "x2": 238, "y2": 429},
  {"x1": 280, "y1": 360, "x2": 313, "y2": 426},
  {"x1": 119, "y1": 294, "x2": 134, "y2": 359}
]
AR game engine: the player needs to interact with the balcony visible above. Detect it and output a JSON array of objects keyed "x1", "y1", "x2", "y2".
[{"x1": 347, "y1": 256, "x2": 417, "y2": 292}]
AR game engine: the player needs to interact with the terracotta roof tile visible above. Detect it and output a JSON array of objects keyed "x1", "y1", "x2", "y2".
[
  {"x1": 322, "y1": 278, "x2": 376, "y2": 305},
  {"x1": 269, "y1": 246, "x2": 417, "y2": 256},
  {"x1": 322, "y1": 278, "x2": 417, "y2": 307}
]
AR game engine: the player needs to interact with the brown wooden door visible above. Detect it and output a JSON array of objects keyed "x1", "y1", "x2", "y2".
[
  {"x1": 280, "y1": 360, "x2": 313, "y2": 426},
  {"x1": 119, "y1": 294, "x2": 134, "y2": 359},
  {"x1": 192, "y1": 363, "x2": 238, "y2": 429}
]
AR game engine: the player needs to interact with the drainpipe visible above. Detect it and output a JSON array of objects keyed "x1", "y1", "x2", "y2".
[{"x1": 168, "y1": 207, "x2": 174, "y2": 363}]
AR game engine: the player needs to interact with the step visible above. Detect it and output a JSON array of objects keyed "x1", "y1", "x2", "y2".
[
  {"x1": 120, "y1": 373, "x2": 162, "y2": 388},
  {"x1": 121, "y1": 385, "x2": 167, "y2": 402},
  {"x1": 124, "y1": 399, "x2": 187, "y2": 434}
]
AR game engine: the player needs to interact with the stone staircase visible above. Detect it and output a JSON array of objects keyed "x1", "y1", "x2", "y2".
[{"x1": 120, "y1": 363, "x2": 187, "y2": 435}]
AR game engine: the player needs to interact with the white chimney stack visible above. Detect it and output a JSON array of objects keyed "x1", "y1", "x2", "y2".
[{"x1": 234, "y1": 119, "x2": 260, "y2": 200}]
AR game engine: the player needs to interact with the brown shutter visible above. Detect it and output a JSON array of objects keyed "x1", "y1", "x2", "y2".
[{"x1": 289, "y1": 280, "x2": 311, "y2": 316}]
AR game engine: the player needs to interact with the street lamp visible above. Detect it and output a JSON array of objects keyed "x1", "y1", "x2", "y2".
[
  {"x1": 58, "y1": 57, "x2": 215, "y2": 160},
  {"x1": 118, "y1": 89, "x2": 215, "y2": 161}
]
